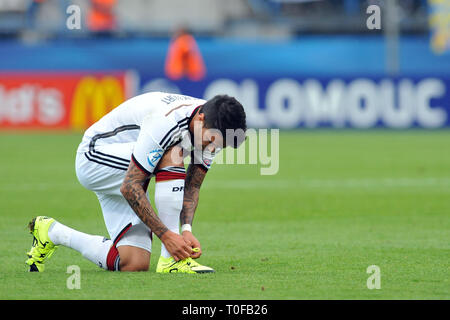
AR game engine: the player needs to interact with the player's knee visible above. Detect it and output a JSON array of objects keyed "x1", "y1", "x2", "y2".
[
  {"x1": 117, "y1": 245, "x2": 151, "y2": 272},
  {"x1": 119, "y1": 259, "x2": 149, "y2": 272}
]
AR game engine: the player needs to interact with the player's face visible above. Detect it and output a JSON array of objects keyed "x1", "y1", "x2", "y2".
[
  {"x1": 201, "y1": 126, "x2": 223, "y2": 153},
  {"x1": 190, "y1": 111, "x2": 224, "y2": 152}
]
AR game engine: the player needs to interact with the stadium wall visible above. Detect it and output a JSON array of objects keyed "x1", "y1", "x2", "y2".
[{"x1": 1, "y1": 36, "x2": 449, "y2": 129}]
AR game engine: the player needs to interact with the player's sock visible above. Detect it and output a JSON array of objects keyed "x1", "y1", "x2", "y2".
[
  {"x1": 155, "y1": 166, "x2": 186, "y2": 259},
  {"x1": 48, "y1": 221, "x2": 119, "y2": 271}
]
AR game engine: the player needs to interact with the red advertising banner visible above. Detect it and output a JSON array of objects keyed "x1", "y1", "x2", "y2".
[{"x1": 0, "y1": 71, "x2": 137, "y2": 130}]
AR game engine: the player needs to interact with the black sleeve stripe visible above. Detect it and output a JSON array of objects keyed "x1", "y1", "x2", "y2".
[
  {"x1": 159, "y1": 125, "x2": 178, "y2": 147},
  {"x1": 159, "y1": 117, "x2": 189, "y2": 147},
  {"x1": 160, "y1": 121, "x2": 190, "y2": 149},
  {"x1": 161, "y1": 130, "x2": 183, "y2": 149}
]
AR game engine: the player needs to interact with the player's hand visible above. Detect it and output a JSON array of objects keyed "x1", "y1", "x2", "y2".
[
  {"x1": 182, "y1": 231, "x2": 202, "y2": 259},
  {"x1": 160, "y1": 230, "x2": 192, "y2": 261}
]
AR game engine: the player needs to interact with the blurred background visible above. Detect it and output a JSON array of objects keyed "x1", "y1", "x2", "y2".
[
  {"x1": 0, "y1": 0, "x2": 449, "y2": 130},
  {"x1": 2, "y1": 1, "x2": 450, "y2": 301}
]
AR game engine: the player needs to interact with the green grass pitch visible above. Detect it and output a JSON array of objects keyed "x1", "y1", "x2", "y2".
[{"x1": 0, "y1": 130, "x2": 448, "y2": 299}]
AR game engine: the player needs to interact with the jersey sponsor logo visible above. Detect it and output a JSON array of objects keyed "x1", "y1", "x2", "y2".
[
  {"x1": 172, "y1": 186, "x2": 184, "y2": 192},
  {"x1": 147, "y1": 148, "x2": 163, "y2": 168},
  {"x1": 203, "y1": 158, "x2": 212, "y2": 167}
]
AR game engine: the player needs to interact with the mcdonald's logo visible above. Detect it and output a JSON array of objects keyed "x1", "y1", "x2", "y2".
[{"x1": 70, "y1": 75, "x2": 125, "y2": 130}]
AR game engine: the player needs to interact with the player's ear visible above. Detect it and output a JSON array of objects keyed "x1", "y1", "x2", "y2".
[{"x1": 197, "y1": 112, "x2": 205, "y2": 122}]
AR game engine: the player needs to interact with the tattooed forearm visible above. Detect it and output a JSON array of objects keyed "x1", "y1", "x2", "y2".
[
  {"x1": 120, "y1": 162, "x2": 168, "y2": 239},
  {"x1": 180, "y1": 163, "x2": 207, "y2": 226}
]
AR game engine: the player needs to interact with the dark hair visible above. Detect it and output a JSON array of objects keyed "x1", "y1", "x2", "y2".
[{"x1": 200, "y1": 95, "x2": 247, "y2": 148}]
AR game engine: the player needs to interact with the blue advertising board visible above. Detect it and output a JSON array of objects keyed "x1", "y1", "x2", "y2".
[{"x1": 138, "y1": 75, "x2": 450, "y2": 129}]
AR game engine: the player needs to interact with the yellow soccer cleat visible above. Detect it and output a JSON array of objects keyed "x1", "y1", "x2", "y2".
[
  {"x1": 156, "y1": 255, "x2": 215, "y2": 274},
  {"x1": 188, "y1": 247, "x2": 215, "y2": 273},
  {"x1": 25, "y1": 216, "x2": 58, "y2": 272},
  {"x1": 188, "y1": 258, "x2": 215, "y2": 273},
  {"x1": 156, "y1": 256, "x2": 196, "y2": 274}
]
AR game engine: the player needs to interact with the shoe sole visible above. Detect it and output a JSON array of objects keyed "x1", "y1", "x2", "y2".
[{"x1": 192, "y1": 269, "x2": 215, "y2": 273}]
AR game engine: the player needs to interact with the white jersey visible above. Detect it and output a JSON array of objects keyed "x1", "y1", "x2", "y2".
[{"x1": 77, "y1": 91, "x2": 215, "y2": 174}]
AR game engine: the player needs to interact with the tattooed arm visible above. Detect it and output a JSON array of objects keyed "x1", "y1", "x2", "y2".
[
  {"x1": 180, "y1": 163, "x2": 207, "y2": 258},
  {"x1": 120, "y1": 159, "x2": 192, "y2": 261},
  {"x1": 180, "y1": 163, "x2": 207, "y2": 226}
]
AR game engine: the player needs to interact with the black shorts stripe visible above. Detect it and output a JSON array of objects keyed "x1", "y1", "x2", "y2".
[
  {"x1": 158, "y1": 166, "x2": 186, "y2": 173},
  {"x1": 113, "y1": 223, "x2": 133, "y2": 245},
  {"x1": 84, "y1": 153, "x2": 128, "y2": 171},
  {"x1": 87, "y1": 151, "x2": 130, "y2": 168},
  {"x1": 91, "y1": 150, "x2": 130, "y2": 164},
  {"x1": 87, "y1": 124, "x2": 139, "y2": 170},
  {"x1": 89, "y1": 124, "x2": 140, "y2": 152}
]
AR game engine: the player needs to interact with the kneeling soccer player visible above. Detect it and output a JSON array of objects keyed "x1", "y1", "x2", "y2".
[{"x1": 25, "y1": 92, "x2": 247, "y2": 273}]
